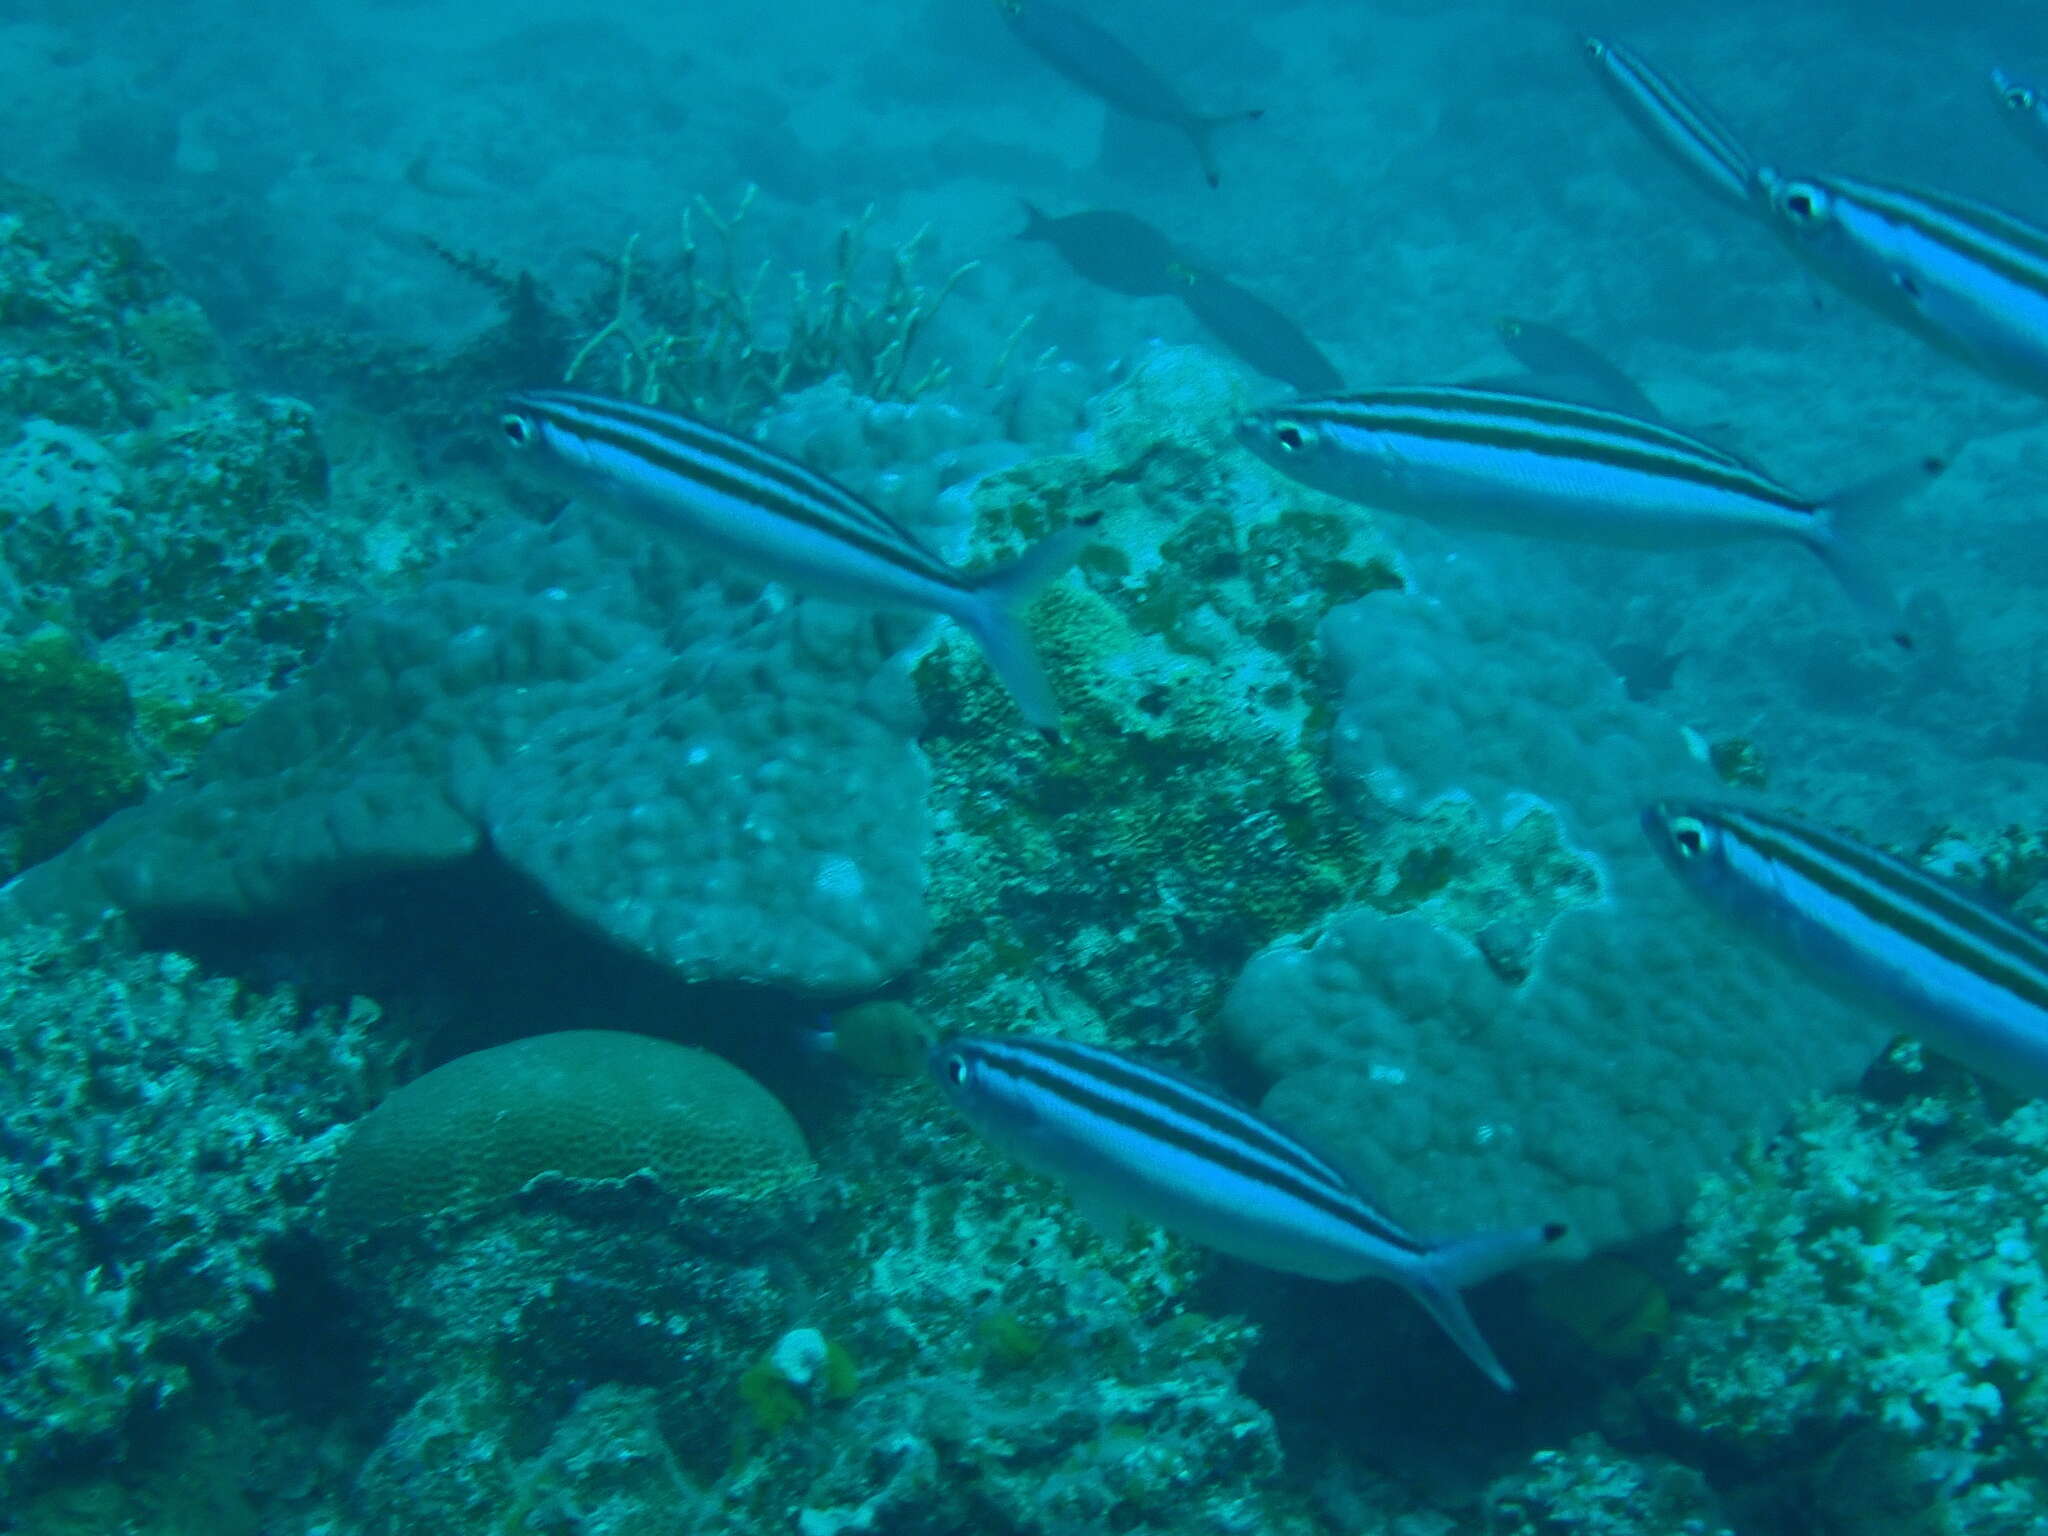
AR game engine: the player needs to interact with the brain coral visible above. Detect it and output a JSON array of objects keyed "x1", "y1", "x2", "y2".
[
  {"x1": 1220, "y1": 582, "x2": 1890, "y2": 1255},
  {"x1": 0, "y1": 504, "x2": 931, "y2": 992},
  {"x1": 325, "y1": 1030, "x2": 814, "y2": 1236}
]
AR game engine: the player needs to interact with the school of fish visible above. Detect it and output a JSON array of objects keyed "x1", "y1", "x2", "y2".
[{"x1": 499, "y1": 4, "x2": 2048, "y2": 1390}]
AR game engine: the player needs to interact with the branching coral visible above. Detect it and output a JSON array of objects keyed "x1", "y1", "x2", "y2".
[{"x1": 564, "y1": 188, "x2": 978, "y2": 423}]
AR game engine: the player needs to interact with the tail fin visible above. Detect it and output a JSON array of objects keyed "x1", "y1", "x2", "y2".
[
  {"x1": 960, "y1": 514, "x2": 1103, "y2": 738},
  {"x1": 1190, "y1": 108, "x2": 1264, "y2": 188},
  {"x1": 1405, "y1": 1221, "x2": 1567, "y2": 1393},
  {"x1": 1810, "y1": 449, "x2": 1954, "y2": 648}
]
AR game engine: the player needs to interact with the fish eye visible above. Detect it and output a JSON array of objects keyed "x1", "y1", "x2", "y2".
[
  {"x1": 500, "y1": 412, "x2": 534, "y2": 448},
  {"x1": 942, "y1": 1052, "x2": 970, "y2": 1088},
  {"x1": 2005, "y1": 85, "x2": 2037, "y2": 111},
  {"x1": 1581, "y1": 36, "x2": 1607, "y2": 61},
  {"x1": 1669, "y1": 816, "x2": 1708, "y2": 858},
  {"x1": 1273, "y1": 420, "x2": 1313, "y2": 452},
  {"x1": 1777, "y1": 182, "x2": 1829, "y2": 227}
]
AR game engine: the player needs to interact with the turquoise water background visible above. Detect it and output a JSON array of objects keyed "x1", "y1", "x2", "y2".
[{"x1": 4, "y1": 2, "x2": 2048, "y2": 1531}]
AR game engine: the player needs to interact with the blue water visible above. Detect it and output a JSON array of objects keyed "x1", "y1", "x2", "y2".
[{"x1": 4, "y1": 2, "x2": 2048, "y2": 1531}]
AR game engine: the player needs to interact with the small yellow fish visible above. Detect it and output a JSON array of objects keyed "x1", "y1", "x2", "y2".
[
  {"x1": 1532, "y1": 1254, "x2": 1669, "y2": 1359},
  {"x1": 825, "y1": 1002, "x2": 935, "y2": 1078}
]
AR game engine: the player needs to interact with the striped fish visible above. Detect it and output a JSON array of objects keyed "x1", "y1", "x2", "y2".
[
  {"x1": 931, "y1": 1031, "x2": 1566, "y2": 1391},
  {"x1": 1757, "y1": 167, "x2": 2048, "y2": 399},
  {"x1": 499, "y1": 390, "x2": 1096, "y2": 736},
  {"x1": 1644, "y1": 800, "x2": 2048, "y2": 1099},
  {"x1": 1580, "y1": 35, "x2": 1762, "y2": 214},
  {"x1": 1991, "y1": 68, "x2": 2048, "y2": 170},
  {"x1": 1236, "y1": 386, "x2": 1947, "y2": 646}
]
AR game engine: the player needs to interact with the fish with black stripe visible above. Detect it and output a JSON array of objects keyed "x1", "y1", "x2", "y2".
[
  {"x1": 1645, "y1": 800, "x2": 2048, "y2": 1100},
  {"x1": 1580, "y1": 35, "x2": 1763, "y2": 215},
  {"x1": 1757, "y1": 167, "x2": 2048, "y2": 400},
  {"x1": 1990, "y1": 68, "x2": 2048, "y2": 170},
  {"x1": 1237, "y1": 385, "x2": 1947, "y2": 646},
  {"x1": 931, "y1": 1031, "x2": 1566, "y2": 1391},
  {"x1": 498, "y1": 390, "x2": 1097, "y2": 736}
]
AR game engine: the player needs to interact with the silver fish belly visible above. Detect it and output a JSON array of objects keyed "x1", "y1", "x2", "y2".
[
  {"x1": 931, "y1": 1030, "x2": 1565, "y2": 1390},
  {"x1": 1645, "y1": 800, "x2": 2048, "y2": 1099},
  {"x1": 498, "y1": 389, "x2": 1093, "y2": 733},
  {"x1": 1758, "y1": 168, "x2": 2048, "y2": 399}
]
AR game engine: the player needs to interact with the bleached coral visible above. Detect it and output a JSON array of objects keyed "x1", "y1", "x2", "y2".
[
  {"x1": 0, "y1": 921, "x2": 385, "y2": 1497},
  {"x1": 1649, "y1": 1080, "x2": 2048, "y2": 1510}
]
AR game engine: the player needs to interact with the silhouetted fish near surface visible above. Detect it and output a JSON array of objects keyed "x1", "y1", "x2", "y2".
[
  {"x1": 932, "y1": 1031, "x2": 1566, "y2": 1390},
  {"x1": 1018, "y1": 202, "x2": 1180, "y2": 297},
  {"x1": 1990, "y1": 68, "x2": 2048, "y2": 169},
  {"x1": 1238, "y1": 386, "x2": 1949, "y2": 646},
  {"x1": 1496, "y1": 317, "x2": 1662, "y2": 421},
  {"x1": 1179, "y1": 270, "x2": 1343, "y2": 394},
  {"x1": 498, "y1": 390, "x2": 1098, "y2": 736},
  {"x1": 997, "y1": 0, "x2": 1262, "y2": 187},
  {"x1": 1645, "y1": 800, "x2": 2048, "y2": 1100},
  {"x1": 1757, "y1": 167, "x2": 2048, "y2": 401}
]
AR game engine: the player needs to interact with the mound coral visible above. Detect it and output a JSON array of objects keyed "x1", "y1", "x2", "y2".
[
  {"x1": 1220, "y1": 582, "x2": 1890, "y2": 1254},
  {"x1": 325, "y1": 1030, "x2": 814, "y2": 1237},
  {"x1": 2, "y1": 503, "x2": 932, "y2": 993}
]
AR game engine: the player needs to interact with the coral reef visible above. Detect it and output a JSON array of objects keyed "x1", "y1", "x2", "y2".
[
  {"x1": 325, "y1": 1030, "x2": 814, "y2": 1238},
  {"x1": 2, "y1": 504, "x2": 933, "y2": 993},
  {"x1": 906, "y1": 346, "x2": 1406, "y2": 1039},
  {"x1": 566, "y1": 189, "x2": 981, "y2": 422},
  {"x1": 1477, "y1": 1434, "x2": 1732, "y2": 1535},
  {"x1": 1219, "y1": 578, "x2": 1893, "y2": 1255},
  {"x1": 1646, "y1": 1071, "x2": 2048, "y2": 1527},
  {"x1": 0, "y1": 176, "x2": 505, "y2": 882},
  {"x1": 0, "y1": 624, "x2": 148, "y2": 873},
  {"x1": 0, "y1": 920, "x2": 386, "y2": 1501},
  {"x1": 340, "y1": 1176, "x2": 818, "y2": 1534}
]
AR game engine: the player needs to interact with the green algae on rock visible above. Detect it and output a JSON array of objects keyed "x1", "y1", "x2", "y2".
[{"x1": 0, "y1": 625, "x2": 147, "y2": 874}]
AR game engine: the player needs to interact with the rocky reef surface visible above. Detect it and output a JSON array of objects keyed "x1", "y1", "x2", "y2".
[{"x1": 6, "y1": 180, "x2": 2047, "y2": 1536}]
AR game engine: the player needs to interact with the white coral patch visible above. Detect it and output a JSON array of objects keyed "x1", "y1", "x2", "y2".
[{"x1": 813, "y1": 855, "x2": 865, "y2": 902}]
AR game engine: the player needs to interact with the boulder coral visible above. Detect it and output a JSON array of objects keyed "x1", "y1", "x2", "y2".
[
  {"x1": 1222, "y1": 580, "x2": 1890, "y2": 1254},
  {"x1": 325, "y1": 1030, "x2": 815, "y2": 1238},
  {"x1": 2, "y1": 505, "x2": 933, "y2": 994}
]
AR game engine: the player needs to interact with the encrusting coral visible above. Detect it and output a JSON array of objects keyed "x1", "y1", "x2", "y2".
[
  {"x1": 1645, "y1": 1067, "x2": 2048, "y2": 1526},
  {"x1": 0, "y1": 920, "x2": 386, "y2": 1502},
  {"x1": 1, "y1": 503, "x2": 933, "y2": 994}
]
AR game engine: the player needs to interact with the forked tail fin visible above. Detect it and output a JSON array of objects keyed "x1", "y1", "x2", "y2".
[
  {"x1": 961, "y1": 514, "x2": 1103, "y2": 738},
  {"x1": 1811, "y1": 448, "x2": 1954, "y2": 648},
  {"x1": 1405, "y1": 1221, "x2": 1568, "y2": 1392}
]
